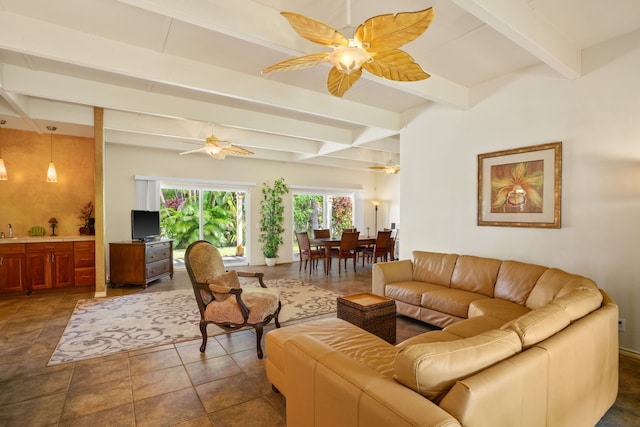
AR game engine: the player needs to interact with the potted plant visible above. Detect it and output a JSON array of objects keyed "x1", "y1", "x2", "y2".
[{"x1": 259, "y1": 177, "x2": 289, "y2": 266}]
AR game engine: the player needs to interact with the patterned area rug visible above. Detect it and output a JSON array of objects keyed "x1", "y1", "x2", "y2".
[{"x1": 48, "y1": 278, "x2": 340, "y2": 365}]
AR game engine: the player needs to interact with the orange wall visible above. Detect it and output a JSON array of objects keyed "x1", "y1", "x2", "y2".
[{"x1": 0, "y1": 128, "x2": 95, "y2": 237}]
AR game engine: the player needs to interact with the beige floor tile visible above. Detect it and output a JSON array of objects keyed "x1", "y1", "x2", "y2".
[
  {"x1": 176, "y1": 339, "x2": 227, "y2": 364},
  {"x1": 133, "y1": 388, "x2": 205, "y2": 427},
  {"x1": 61, "y1": 377, "x2": 133, "y2": 420},
  {"x1": 58, "y1": 403, "x2": 136, "y2": 427},
  {"x1": 0, "y1": 366, "x2": 73, "y2": 405},
  {"x1": 129, "y1": 347, "x2": 182, "y2": 376},
  {"x1": 195, "y1": 372, "x2": 264, "y2": 413},
  {"x1": 207, "y1": 397, "x2": 285, "y2": 427},
  {"x1": 69, "y1": 354, "x2": 130, "y2": 392},
  {"x1": 0, "y1": 392, "x2": 67, "y2": 427},
  {"x1": 184, "y1": 354, "x2": 243, "y2": 386},
  {"x1": 131, "y1": 364, "x2": 192, "y2": 401}
]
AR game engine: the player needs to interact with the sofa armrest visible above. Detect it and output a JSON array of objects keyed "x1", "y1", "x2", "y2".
[
  {"x1": 372, "y1": 260, "x2": 414, "y2": 296},
  {"x1": 285, "y1": 334, "x2": 461, "y2": 427}
]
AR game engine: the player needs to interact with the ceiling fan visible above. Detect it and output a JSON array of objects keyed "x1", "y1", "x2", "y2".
[
  {"x1": 179, "y1": 134, "x2": 254, "y2": 160},
  {"x1": 262, "y1": 8, "x2": 434, "y2": 97},
  {"x1": 369, "y1": 162, "x2": 400, "y2": 174}
]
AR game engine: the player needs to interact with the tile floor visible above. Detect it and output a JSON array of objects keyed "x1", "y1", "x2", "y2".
[{"x1": 0, "y1": 261, "x2": 637, "y2": 426}]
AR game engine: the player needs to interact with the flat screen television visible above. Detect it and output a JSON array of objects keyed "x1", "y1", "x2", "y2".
[{"x1": 131, "y1": 210, "x2": 161, "y2": 241}]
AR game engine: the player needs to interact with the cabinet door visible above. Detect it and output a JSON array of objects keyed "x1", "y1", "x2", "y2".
[
  {"x1": 52, "y1": 250, "x2": 75, "y2": 287},
  {"x1": 0, "y1": 253, "x2": 26, "y2": 293},
  {"x1": 27, "y1": 252, "x2": 50, "y2": 290}
]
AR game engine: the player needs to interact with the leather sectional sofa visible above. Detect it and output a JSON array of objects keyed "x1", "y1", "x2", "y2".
[{"x1": 265, "y1": 251, "x2": 619, "y2": 426}]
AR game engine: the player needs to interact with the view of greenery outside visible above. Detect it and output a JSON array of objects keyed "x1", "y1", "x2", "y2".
[
  {"x1": 331, "y1": 196, "x2": 353, "y2": 237},
  {"x1": 292, "y1": 194, "x2": 354, "y2": 254},
  {"x1": 160, "y1": 188, "x2": 246, "y2": 256},
  {"x1": 293, "y1": 195, "x2": 324, "y2": 234}
]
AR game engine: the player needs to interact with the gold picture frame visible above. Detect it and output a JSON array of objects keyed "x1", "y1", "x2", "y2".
[{"x1": 478, "y1": 142, "x2": 562, "y2": 228}]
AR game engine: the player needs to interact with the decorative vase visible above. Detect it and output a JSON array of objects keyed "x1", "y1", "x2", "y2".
[
  {"x1": 265, "y1": 257, "x2": 277, "y2": 267},
  {"x1": 79, "y1": 226, "x2": 91, "y2": 235}
]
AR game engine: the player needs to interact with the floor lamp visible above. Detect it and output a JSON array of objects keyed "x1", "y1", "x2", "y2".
[{"x1": 372, "y1": 200, "x2": 381, "y2": 234}]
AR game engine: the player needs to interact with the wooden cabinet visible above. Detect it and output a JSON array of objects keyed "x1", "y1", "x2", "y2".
[
  {"x1": 0, "y1": 243, "x2": 26, "y2": 293},
  {"x1": 74, "y1": 241, "x2": 95, "y2": 286},
  {"x1": 26, "y1": 242, "x2": 74, "y2": 290},
  {"x1": 109, "y1": 240, "x2": 173, "y2": 288}
]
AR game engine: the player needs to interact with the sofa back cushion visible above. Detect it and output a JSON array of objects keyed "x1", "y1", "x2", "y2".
[
  {"x1": 494, "y1": 261, "x2": 548, "y2": 304},
  {"x1": 450, "y1": 255, "x2": 501, "y2": 297},
  {"x1": 526, "y1": 268, "x2": 595, "y2": 310},
  {"x1": 394, "y1": 329, "x2": 521, "y2": 402},
  {"x1": 501, "y1": 303, "x2": 570, "y2": 349},
  {"x1": 553, "y1": 288, "x2": 603, "y2": 321},
  {"x1": 412, "y1": 251, "x2": 458, "y2": 287}
]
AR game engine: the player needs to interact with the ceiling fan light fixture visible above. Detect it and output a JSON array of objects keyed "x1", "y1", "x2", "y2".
[{"x1": 328, "y1": 43, "x2": 371, "y2": 74}]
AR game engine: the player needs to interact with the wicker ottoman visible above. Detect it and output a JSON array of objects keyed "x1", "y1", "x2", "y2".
[{"x1": 337, "y1": 293, "x2": 396, "y2": 343}]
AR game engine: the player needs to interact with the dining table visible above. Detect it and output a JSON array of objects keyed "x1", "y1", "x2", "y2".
[{"x1": 310, "y1": 236, "x2": 376, "y2": 274}]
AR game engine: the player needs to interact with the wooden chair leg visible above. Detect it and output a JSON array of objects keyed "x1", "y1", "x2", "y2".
[
  {"x1": 255, "y1": 324, "x2": 265, "y2": 359},
  {"x1": 199, "y1": 321, "x2": 208, "y2": 352}
]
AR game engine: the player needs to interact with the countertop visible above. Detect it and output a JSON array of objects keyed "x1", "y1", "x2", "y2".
[{"x1": 0, "y1": 235, "x2": 95, "y2": 244}]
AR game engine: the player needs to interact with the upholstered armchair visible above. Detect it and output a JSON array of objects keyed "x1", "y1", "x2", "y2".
[{"x1": 185, "y1": 240, "x2": 281, "y2": 358}]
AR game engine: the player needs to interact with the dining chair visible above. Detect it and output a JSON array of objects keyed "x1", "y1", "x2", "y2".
[
  {"x1": 295, "y1": 231, "x2": 324, "y2": 273},
  {"x1": 312, "y1": 229, "x2": 330, "y2": 238},
  {"x1": 362, "y1": 230, "x2": 392, "y2": 265},
  {"x1": 184, "y1": 240, "x2": 281, "y2": 359},
  {"x1": 329, "y1": 231, "x2": 360, "y2": 274}
]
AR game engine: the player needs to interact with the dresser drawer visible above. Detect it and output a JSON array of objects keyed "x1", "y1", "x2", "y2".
[
  {"x1": 74, "y1": 250, "x2": 95, "y2": 268},
  {"x1": 74, "y1": 241, "x2": 95, "y2": 251},
  {"x1": 75, "y1": 268, "x2": 96, "y2": 286},
  {"x1": 146, "y1": 260, "x2": 171, "y2": 279},
  {"x1": 27, "y1": 242, "x2": 73, "y2": 252},
  {"x1": 145, "y1": 246, "x2": 171, "y2": 264}
]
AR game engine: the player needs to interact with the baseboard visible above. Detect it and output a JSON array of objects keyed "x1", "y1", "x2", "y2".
[{"x1": 619, "y1": 347, "x2": 640, "y2": 360}]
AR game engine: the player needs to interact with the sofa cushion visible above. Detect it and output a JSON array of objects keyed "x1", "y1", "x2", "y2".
[
  {"x1": 442, "y1": 315, "x2": 508, "y2": 339},
  {"x1": 450, "y1": 255, "x2": 501, "y2": 297},
  {"x1": 494, "y1": 261, "x2": 548, "y2": 304},
  {"x1": 468, "y1": 298, "x2": 531, "y2": 322},
  {"x1": 421, "y1": 288, "x2": 490, "y2": 318},
  {"x1": 411, "y1": 251, "x2": 458, "y2": 286},
  {"x1": 385, "y1": 281, "x2": 445, "y2": 306},
  {"x1": 394, "y1": 329, "x2": 522, "y2": 402},
  {"x1": 501, "y1": 303, "x2": 570, "y2": 349},
  {"x1": 396, "y1": 330, "x2": 462, "y2": 349},
  {"x1": 553, "y1": 288, "x2": 603, "y2": 321},
  {"x1": 526, "y1": 268, "x2": 582, "y2": 310}
]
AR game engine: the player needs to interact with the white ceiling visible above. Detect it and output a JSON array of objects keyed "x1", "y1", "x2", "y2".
[{"x1": 0, "y1": 0, "x2": 639, "y2": 171}]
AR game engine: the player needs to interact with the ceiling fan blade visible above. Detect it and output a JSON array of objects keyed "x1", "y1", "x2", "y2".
[
  {"x1": 327, "y1": 67, "x2": 362, "y2": 97},
  {"x1": 281, "y1": 12, "x2": 349, "y2": 47},
  {"x1": 262, "y1": 53, "x2": 330, "y2": 74},
  {"x1": 363, "y1": 50, "x2": 430, "y2": 81},
  {"x1": 223, "y1": 145, "x2": 254, "y2": 156},
  {"x1": 355, "y1": 8, "x2": 434, "y2": 52},
  {"x1": 179, "y1": 146, "x2": 208, "y2": 155}
]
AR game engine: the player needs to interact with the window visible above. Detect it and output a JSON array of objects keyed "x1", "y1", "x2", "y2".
[
  {"x1": 157, "y1": 183, "x2": 249, "y2": 266},
  {"x1": 292, "y1": 188, "x2": 359, "y2": 258}
]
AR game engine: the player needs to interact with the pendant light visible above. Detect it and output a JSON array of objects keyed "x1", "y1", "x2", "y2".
[
  {"x1": 46, "y1": 126, "x2": 58, "y2": 183},
  {"x1": 0, "y1": 120, "x2": 7, "y2": 180}
]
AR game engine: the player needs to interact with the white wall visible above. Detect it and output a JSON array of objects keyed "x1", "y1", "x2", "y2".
[
  {"x1": 400, "y1": 40, "x2": 640, "y2": 352},
  {"x1": 105, "y1": 145, "x2": 399, "y2": 266}
]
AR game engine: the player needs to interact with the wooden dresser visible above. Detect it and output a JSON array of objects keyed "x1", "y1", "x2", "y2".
[{"x1": 109, "y1": 240, "x2": 173, "y2": 288}]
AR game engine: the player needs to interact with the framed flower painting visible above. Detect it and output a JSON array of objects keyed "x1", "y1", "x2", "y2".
[{"x1": 477, "y1": 142, "x2": 562, "y2": 228}]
